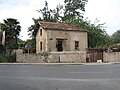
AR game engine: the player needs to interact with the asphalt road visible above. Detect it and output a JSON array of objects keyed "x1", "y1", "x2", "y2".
[{"x1": 0, "y1": 64, "x2": 120, "y2": 90}]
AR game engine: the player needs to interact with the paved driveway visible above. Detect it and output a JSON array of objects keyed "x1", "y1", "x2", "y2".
[{"x1": 0, "y1": 64, "x2": 120, "y2": 90}]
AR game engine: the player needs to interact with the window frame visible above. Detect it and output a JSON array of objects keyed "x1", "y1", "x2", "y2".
[
  {"x1": 40, "y1": 29, "x2": 42, "y2": 35},
  {"x1": 40, "y1": 42, "x2": 42, "y2": 51},
  {"x1": 75, "y1": 41, "x2": 79, "y2": 50}
]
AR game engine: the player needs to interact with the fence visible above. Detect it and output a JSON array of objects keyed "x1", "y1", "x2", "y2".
[
  {"x1": 16, "y1": 50, "x2": 87, "y2": 63},
  {"x1": 103, "y1": 52, "x2": 120, "y2": 62},
  {"x1": 16, "y1": 49, "x2": 120, "y2": 63}
]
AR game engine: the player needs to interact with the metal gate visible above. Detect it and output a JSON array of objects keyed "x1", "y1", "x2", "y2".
[{"x1": 86, "y1": 48, "x2": 104, "y2": 62}]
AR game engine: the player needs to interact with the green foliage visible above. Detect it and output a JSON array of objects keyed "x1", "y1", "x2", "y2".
[
  {"x1": 0, "y1": 49, "x2": 16, "y2": 63},
  {"x1": 0, "y1": 44, "x2": 5, "y2": 54},
  {"x1": 27, "y1": 18, "x2": 40, "y2": 48},
  {"x1": 51, "y1": 4, "x2": 63, "y2": 22},
  {"x1": 36, "y1": 0, "x2": 88, "y2": 23},
  {"x1": 25, "y1": 38, "x2": 36, "y2": 48},
  {"x1": 0, "y1": 18, "x2": 21, "y2": 49},
  {"x1": 87, "y1": 24, "x2": 112, "y2": 48},
  {"x1": 112, "y1": 30, "x2": 120, "y2": 44},
  {"x1": 0, "y1": 53, "x2": 16, "y2": 63},
  {"x1": 28, "y1": 18, "x2": 41, "y2": 38},
  {"x1": 37, "y1": 1, "x2": 62, "y2": 22},
  {"x1": 62, "y1": 0, "x2": 88, "y2": 23},
  {"x1": 17, "y1": 38, "x2": 26, "y2": 48},
  {"x1": 66, "y1": 18, "x2": 113, "y2": 48}
]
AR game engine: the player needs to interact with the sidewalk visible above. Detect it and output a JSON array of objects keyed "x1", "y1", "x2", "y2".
[{"x1": 0, "y1": 62, "x2": 118, "y2": 65}]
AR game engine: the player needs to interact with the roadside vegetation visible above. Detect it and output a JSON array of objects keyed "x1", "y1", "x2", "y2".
[
  {"x1": 0, "y1": 0, "x2": 120, "y2": 62},
  {"x1": 0, "y1": 18, "x2": 21, "y2": 62}
]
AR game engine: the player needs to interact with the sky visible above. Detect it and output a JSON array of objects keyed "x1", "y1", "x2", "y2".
[{"x1": 0, "y1": 0, "x2": 120, "y2": 40}]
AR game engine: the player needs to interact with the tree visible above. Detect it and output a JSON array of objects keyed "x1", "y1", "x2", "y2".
[
  {"x1": 37, "y1": 1, "x2": 55, "y2": 22},
  {"x1": 67, "y1": 18, "x2": 112, "y2": 48},
  {"x1": 0, "y1": 18, "x2": 21, "y2": 49},
  {"x1": 27, "y1": 18, "x2": 41, "y2": 48},
  {"x1": 28, "y1": 18, "x2": 41, "y2": 39},
  {"x1": 112, "y1": 30, "x2": 120, "y2": 44},
  {"x1": 51, "y1": 4, "x2": 63, "y2": 22},
  {"x1": 25, "y1": 38, "x2": 36, "y2": 48},
  {"x1": 62, "y1": 0, "x2": 88, "y2": 23},
  {"x1": 86, "y1": 22, "x2": 112, "y2": 48},
  {"x1": 17, "y1": 38, "x2": 26, "y2": 49}
]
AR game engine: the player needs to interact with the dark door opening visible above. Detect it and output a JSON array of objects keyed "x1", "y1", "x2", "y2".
[
  {"x1": 86, "y1": 48, "x2": 104, "y2": 62},
  {"x1": 56, "y1": 40, "x2": 63, "y2": 51}
]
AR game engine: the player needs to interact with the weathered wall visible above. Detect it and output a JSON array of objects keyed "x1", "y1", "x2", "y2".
[
  {"x1": 103, "y1": 52, "x2": 120, "y2": 62},
  {"x1": 36, "y1": 27, "x2": 87, "y2": 53},
  {"x1": 36, "y1": 27, "x2": 47, "y2": 53},
  {"x1": 17, "y1": 50, "x2": 120, "y2": 63},
  {"x1": 16, "y1": 53, "x2": 44, "y2": 63},
  {"x1": 16, "y1": 51, "x2": 87, "y2": 63},
  {"x1": 47, "y1": 30, "x2": 88, "y2": 52},
  {"x1": 49, "y1": 51, "x2": 86, "y2": 63}
]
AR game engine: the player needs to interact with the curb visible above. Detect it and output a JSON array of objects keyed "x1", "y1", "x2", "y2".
[
  {"x1": 0, "y1": 63, "x2": 83, "y2": 65},
  {"x1": 0, "y1": 63, "x2": 115, "y2": 65}
]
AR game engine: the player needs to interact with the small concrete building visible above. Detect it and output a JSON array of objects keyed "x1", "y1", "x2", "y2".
[
  {"x1": 36, "y1": 21, "x2": 88, "y2": 53},
  {"x1": 16, "y1": 22, "x2": 88, "y2": 63}
]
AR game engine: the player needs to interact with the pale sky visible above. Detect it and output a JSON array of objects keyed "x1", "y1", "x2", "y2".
[{"x1": 0, "y1": 0, "x2": 120, "y2": 40}]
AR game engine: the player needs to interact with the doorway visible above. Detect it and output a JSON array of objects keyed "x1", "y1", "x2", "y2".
[{"x1": 56, "y1": 40, "x2": 63, "y2": 51}]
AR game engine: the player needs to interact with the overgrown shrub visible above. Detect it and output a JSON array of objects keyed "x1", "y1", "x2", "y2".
[
  {"x1": 0, "y1": 44, "x2": 5, "y2": 54},
  {"x1": 0, "y1": 53, "x2": 16, "y2": 63}
]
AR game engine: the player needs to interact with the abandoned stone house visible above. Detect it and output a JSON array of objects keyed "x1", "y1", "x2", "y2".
[
  {"x1": 36, "y1": 21, "x2": 88, "y2": 53},
  {"x1": 16, "y1": 22, "x2": 120, "y2": 63}
]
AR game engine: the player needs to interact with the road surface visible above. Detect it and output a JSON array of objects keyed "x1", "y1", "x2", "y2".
[{"x1": 0, "y1": 64, "x2": 120, "y2": 90}]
